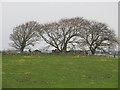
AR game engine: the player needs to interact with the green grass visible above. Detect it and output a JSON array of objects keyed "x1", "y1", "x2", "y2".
[
  {"x1": 2, "y1": 54, "x2": 118, "y2": 88},
  {"x1": 0, "y1": 53, "x2": 2, "y2": 89}
]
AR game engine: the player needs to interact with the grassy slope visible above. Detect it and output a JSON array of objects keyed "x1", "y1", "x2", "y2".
[
  {"x1": 0, "y1": 53, "x2": 2, "y2": 89},
  {"x1": 2, "y1": 54, "x2": 118, "y2": 88}
]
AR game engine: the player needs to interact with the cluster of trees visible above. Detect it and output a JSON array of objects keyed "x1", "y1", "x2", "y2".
[{"x1": 10, "y1": 17, "x2": 118, "y2": 55}]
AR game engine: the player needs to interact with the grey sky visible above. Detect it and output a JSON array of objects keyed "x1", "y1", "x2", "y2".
[{"x1": 2, "y1": 2, "x2": 118, "y2": 50}]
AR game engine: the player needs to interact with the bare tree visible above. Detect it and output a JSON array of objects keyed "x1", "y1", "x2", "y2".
[
  {"x1": 10, "y1": 21, "x2": 39, "y2": 53},
  {"x1": 10, "y1": 17, "x2": 118, "y2": 54},
  {"x1": 78, "y1": 21, "x2": 118, "y2": 55},
  {"x1": 37, "y1": 17, "x2": 85, "y2": 52}
]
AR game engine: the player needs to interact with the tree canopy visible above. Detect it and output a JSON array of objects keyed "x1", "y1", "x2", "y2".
[
  {"x1": 10, "y1": 21, "x2": 39, "y2": 53},
  {"x1": 10, "y1": 17, "x2": 118, "y2": 54}
]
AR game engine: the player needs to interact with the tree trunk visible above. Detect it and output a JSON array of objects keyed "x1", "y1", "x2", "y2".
[
  {"x1": 20, "y1": 47, "x2": 24, "y2": 53},
  {"x1": 62, "y1": 43, "x2": 67, "y2": 53},
  {"x1": 90, "y1": 47, "x2": 95, "y2": 55},
  {"x1": 91, "y1": 50, "x2": 95, "y2": 55}
]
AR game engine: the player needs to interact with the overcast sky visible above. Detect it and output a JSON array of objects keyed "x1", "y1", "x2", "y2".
[{"x1": 1, "y1": 2, "x2": 118, "y2": 51}]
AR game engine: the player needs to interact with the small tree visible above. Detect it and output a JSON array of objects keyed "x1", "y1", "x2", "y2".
[{"x1": 10, "y1": 21, "x2": 39, "y2": 53}]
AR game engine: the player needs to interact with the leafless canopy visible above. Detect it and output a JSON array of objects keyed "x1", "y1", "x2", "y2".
[
  {"x1": 78, "y1": 21, "x2": 118, "y2": 54},
  {"x1": 36, "y1": 17, "x2": 118, "y2": 54},
  {"x1": 10, "y1": 17, "x2": 118, "y2": 54},
  {"x1": 37, "y1": 17, "x2": 87, "y2": 52},
  {"x1": 10, "y1": 21, "x2": 39, "y2": 52}
]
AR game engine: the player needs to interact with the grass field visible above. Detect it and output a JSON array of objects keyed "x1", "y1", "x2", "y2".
[
  {"x1": 2, "y1": 54, "x2": 118, "y2": 88},
  {"x1": 0, "y1": 53, "x2": 2, "y2": 89}
]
